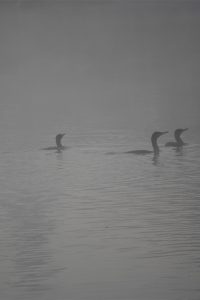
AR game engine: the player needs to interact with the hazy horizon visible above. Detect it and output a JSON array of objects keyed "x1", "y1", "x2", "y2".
[{"x1": 0, "y1": 0, "x2": 200, "y2": 137}]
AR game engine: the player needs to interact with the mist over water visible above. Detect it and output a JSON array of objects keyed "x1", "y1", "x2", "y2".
[
  {"x1": 1, "y1": 0, "x2": 200, "y2": 140},
  {"x1": 0, "y1": 1, "x2": 200, "y2": 300}
]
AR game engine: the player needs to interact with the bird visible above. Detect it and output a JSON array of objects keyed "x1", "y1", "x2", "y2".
[
  {"x1": 165, "y1": 128, "x2": 188, "y2": 147},
  {"x1": 125, "y1": 131, "x2": 168, "y2": 156},
  {"x1": 42, "y1": 133, "x2": 67, "y2": 151}
]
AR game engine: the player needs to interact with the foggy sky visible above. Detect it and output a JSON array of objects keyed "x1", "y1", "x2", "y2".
[{"x1": 0, "y1": 0, "x2": 200, "y2": 135}]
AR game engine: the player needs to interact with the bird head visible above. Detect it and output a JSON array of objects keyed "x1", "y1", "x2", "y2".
[
  {"x1": 151, "y1": 131, "x2": 168, "y2": 141},
  {"x1": 175, "y1": 128, "x2": 188, "y2": 137}
]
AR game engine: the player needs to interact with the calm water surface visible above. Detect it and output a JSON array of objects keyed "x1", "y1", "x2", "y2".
[{"x1": 0, "y1": 129, "x2": 200, "y2": 300}]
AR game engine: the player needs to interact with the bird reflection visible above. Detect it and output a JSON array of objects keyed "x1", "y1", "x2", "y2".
[
  {"x1": 9, "y1": 196, "x2": 60, "y2": 296},
  {"x1": 152, "y1": 153, "x2": 160, "y2": 166}
]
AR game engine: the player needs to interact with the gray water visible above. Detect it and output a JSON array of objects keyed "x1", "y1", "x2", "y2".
[{"x1": 0, "y1": 128, "x2": 200, "y2": 300}]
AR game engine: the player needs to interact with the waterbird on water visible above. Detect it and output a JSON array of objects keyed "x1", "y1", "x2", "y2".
[
  {"x1": 165, "y1": 128, "x2": 188, "y2": 147},
  {"x1": 42, "y1": 133, "x2": 67, "y2": 151},
  {"x1": 125, "y1": 131, "x2": 168, "y2": 156}
]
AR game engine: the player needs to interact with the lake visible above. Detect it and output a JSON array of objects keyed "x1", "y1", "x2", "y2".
[{"x1": 0, "y1": 128, "x2": 199, "y2": 300}]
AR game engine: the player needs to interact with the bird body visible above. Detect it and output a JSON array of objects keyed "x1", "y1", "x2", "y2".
[
  {"x1": 125, "y1": 131, "x2": 168, "y2": 155},
  {"x1": 125, "y1": 150, "x2": 153, "y2": 155},
  {"x1": 42, "y1": 133, "x2": 66, "y2": 151}
]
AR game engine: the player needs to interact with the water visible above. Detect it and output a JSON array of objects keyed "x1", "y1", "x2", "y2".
[{"x1": 0, "y1": 128, "x2": 200, "y2": 300}]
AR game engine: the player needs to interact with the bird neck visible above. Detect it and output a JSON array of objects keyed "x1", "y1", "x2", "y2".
[
  {"x1": 175, "y1": 134, "x2": 184, "y2": 146},
  {"x1": 151, "y1": 137, "x2": 159, "y2": 155},
  {"x1": 57, "y1": 143, "x2": 63, "y2": 149},
  {"x1": 56, "y1": 139, "x2": 63, "y2": 149}
]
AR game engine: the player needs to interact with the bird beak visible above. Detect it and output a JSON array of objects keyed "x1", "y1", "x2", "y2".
[
  {"x1": 161, "y1": 131, "x2": 168, "y2": 135},
  {"x1": 183, "y1": 128, "x2": 188, "y2": 132}
]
